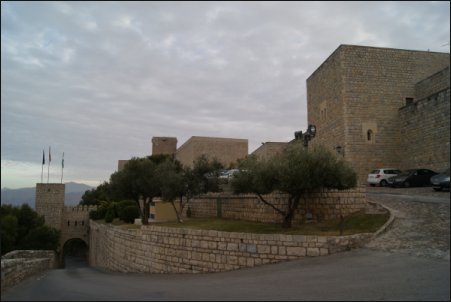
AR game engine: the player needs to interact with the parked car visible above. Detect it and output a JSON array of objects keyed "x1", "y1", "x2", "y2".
[
  {"x1": 389, "y1": 169, "x2": 437, "y2": 187},
  {"x1": 367, "y1": 168, "x2": 402, "y2": 187},
  {"x1": 430, "y1": 168, "x2": 450, "y2": 191},
  {"x1": 218, "y1": 169, "x2": 240, "y2": 179}
]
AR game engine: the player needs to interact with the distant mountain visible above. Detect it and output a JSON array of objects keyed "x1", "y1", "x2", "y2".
[{"x1": 1, "y1": 182, "x2": 94, "y2": 208}]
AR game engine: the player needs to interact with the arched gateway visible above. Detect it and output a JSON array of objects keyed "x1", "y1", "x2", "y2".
[{"x1": 35, "y1": 183, "x2": 95, "y2": 267}]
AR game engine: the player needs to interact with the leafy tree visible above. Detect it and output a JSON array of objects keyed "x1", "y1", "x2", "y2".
[
  {"x1": 231, "y1": 144, "x2": 357, "y2": 228},
  {"x1": 20, "y1": 225, "x2": 60, "y2": 251},
  {"x1": 108, "y1": 155, "x2": 172, "y2": 225},
  {"x1": 79, "y1": 181, "x2": 112, "y2": 206},
  {"x1": 0, "y1": 204, "x2": 60, "y2": 255},
  {"x1": 1, "y1": 214, "x2": 18, "y2": 254},
  {"x1": 159, "y1": 155, "x2": 223, "y2": 223}
]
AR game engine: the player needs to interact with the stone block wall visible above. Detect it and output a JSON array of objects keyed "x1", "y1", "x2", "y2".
[
  {"x1": 1, "y1": 250, "x2": 56, "y2": 290},
  {"x1": 251, "y1": 142, "x2": 289, "y2": 160},
  {"x1": 89, "y1": 221, "x2": 373, "y2": 274},
  {"x1": 152, "y1": 137, "x2": 177, "y2": 156},
  {"x1": 399, "y1": 67, "x2": 450, "y2": 172},
  {"x1": 187, "y1": 188, "x2": 367, "y2": 224},
  {"x1": 176, "y1": 136, "x2": 248, "y2": 168},
  {"x1": 61, "y1": 205, "x2": 95, "y2": 247},
  {"x1": 307, "y1": 45, "x2": 450, "y2": 184},
  {"x1": 35, "y1": 184, "x2": 65, "y2": 230}
]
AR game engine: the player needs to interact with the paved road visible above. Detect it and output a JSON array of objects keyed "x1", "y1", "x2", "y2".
[{"x1": 2, "y1": 188, "x2": 450, "y2": 301}]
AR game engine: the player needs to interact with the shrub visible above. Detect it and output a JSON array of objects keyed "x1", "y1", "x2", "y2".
[
  {"x1": 104, "y1": 208, "x2": 115, "y2": 223},
  {"x1": 89, "y1": 207, "x2": 107, "y2": 220},
  {"x1": 119, "y1": 205, "x2": 140, "y2": 223}
]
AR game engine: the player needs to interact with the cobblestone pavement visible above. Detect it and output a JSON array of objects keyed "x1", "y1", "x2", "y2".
[{"x1": 365, "y1": 187, "x2": 450, "y2": 260}]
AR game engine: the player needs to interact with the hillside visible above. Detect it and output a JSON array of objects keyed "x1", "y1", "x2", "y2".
[{"x1": 1, "y1": 182, "x2": 94, "y2": 208}]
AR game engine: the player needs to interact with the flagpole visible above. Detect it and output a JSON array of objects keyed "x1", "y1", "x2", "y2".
[
  {"x1": 41, "y1": 149, "x2": 45, "y2": 183},
  {"x1": 47, "y1": 146, "x2": 51, "y2": 183},
  {"x1": 61, "y1": 152, "x2": 64, "y2": 184}
]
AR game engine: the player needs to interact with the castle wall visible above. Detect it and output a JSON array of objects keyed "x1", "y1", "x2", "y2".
[
  {"x1": 35, "y1": 184, "x2": 65, "y2": 230},
  {"x1": 176, "y1": 136, "x2": 248, "y2": 168},
  {"x1": 89, "y1": 220, "x2": 374, "y2": 274},
  {"x1": 307, "y1": 45, "x2": 450, "y2": 184},
  {"x1": 61, "y1": 205, "x2": 96, "y2": 246},
  {"x1": 152, "y1": 137, "x2": 177, "y2": 156},
  {"x1": 399, "y1": 67, "x2": 450, "y2": 172},
  {"x1": 187, "y1": 189, "x2": 366, "y2": 224},
  {"x1": 251, "y1": 142, "x2": 288, "y2": 160}
]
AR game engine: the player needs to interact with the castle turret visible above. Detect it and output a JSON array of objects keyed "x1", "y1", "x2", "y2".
[{"x1": 35, "y1": 183, "x2": 65, "y2": 230}]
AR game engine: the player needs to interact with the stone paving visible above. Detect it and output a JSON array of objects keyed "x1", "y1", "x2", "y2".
[{"x1": 365, "y1": 187, "x2": 450, "y2": 260}]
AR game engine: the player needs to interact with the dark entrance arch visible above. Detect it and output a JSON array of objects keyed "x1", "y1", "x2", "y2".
[{"x1": 62, "y1": 238, "x2": 89, "y2": 268}]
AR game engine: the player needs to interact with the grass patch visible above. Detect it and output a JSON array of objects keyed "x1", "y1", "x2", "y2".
[{"x1": 158, "y1": 210, "x2": 390, "y2": 236}]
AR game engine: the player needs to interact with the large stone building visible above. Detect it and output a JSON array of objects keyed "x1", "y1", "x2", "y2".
[
  {"x1": 251, "y1": 141, "x2": 290, "y2": 161},
  {"x1": 307, "y1": 45, "x2": 450, "y2": 185},
  {"x1": 175, "y1": 136, "x2": 248, "y2": 168}
]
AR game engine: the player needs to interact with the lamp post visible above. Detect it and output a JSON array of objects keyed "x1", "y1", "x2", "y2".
[{"x1": 294, "y1": 124, "x2": 316, "y2": 147}]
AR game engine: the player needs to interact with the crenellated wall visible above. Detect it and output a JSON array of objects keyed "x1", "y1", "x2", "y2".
[{"x1": 61, "y1": 205, "x2": 96, "y2": 246}]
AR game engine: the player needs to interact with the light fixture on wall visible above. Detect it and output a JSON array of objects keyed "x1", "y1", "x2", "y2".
[{"x1": 294, "y1": 124, "x2": 317, "y2": 147}]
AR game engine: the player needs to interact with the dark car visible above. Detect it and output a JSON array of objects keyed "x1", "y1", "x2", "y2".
[
  {"x1": 389, "y1": 169, "x2": 437, "y2": 187},
  {"x1": 430, "y1": 168, "x2": 450, "y2": 191}
]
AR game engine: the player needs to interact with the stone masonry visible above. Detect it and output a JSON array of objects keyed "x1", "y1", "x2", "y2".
[
  {"x1": 89, "y1": 220, "x2": 376, "y2": 274},
  {"x1": 187, "y1": 188, "x2": 367, "y2": 224},
  {"x1": 175, "y1": 136, "x2": 248, "y2": 168},
  {"x1": 35, "y1": 183, "x2": 94, "y2": 263},
  {"x1": 399, "y1": 67, "x2": 450, "y2": 172},
  {"x1": 307, "y1": 45, "x2": 450, "y2": 185}
]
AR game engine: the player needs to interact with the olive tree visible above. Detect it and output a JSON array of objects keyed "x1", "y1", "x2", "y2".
[
  {"x1": 109, "y1": 155, "x2": 171, "y2": 225},
  {"x1": 159, "y1": 155, "x2": 223, "y2": 223},
  {"x1": 231, "y1": 144, "x2": 357, "y2": 228}
]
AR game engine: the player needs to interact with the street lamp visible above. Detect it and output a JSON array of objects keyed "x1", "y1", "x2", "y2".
[{"x1": 294, "y1": 124, "x2": 316, "y2": 147}]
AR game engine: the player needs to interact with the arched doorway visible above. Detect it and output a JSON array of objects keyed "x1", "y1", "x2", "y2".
[{"x1": 62, "y1": 238, "x2": 88, "y2": 268}]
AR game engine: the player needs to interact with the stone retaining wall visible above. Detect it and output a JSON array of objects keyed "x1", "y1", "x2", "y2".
[
  {"x1": 1, "y1": 250, "x2": 57, "y2": 290},
  {"x1": 89, "y1": 220, "x2": 374, "y2": 274},
  {"x1": 187, "y1": 188, "x2": 367, "y2": 224}
]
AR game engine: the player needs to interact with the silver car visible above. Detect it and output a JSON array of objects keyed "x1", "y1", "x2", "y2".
[{"x1": 367, "y1": 168, "x2": 402, "y2": 187}]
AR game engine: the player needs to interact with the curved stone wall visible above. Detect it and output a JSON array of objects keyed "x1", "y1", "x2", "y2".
[{"x1": 89, "y1": 220, "x2": 377, "y2": 274}]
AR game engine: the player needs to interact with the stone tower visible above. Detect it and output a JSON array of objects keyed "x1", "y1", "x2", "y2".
[
  {"x1": 35, "y1": 183, "x2": 65, "y2": 230},
  {"x1": 307, "y1": 45, "x2": 450, "y2": 185},
  {"x1": 152, "y1": 137, "x2": 177, "y2": 156}
]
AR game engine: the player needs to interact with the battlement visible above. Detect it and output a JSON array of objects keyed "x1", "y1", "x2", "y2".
[{"x1": 64, "y1": 205, "x2": 97, "y2": 213}]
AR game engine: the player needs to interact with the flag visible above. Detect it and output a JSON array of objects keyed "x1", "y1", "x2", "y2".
[
  {"x1": 42, "y1": 149, "x2": 45, "y2": 165},
  {"x1": 62, "y1": 152, "x2": 64, "y2": 169},
  {"x1": 49, "y1": 146, "x2": 51, "y2": 163}
]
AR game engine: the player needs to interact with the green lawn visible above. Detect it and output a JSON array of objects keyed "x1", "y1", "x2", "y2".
[{"x1": 157, "y1": 210, "x2": 390, "y2": 236}]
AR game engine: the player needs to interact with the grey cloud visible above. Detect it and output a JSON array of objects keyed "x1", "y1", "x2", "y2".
[{"x1": 1, "y1": 1, "x2": 449, "y2": 188}]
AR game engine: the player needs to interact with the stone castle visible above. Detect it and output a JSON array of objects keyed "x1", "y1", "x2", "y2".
[
  {"x1": 33, "y1": 44, "x2": 449, "y2": 271},
  {"x1": 133, "y1": 46, "x2": 449, "y2": 186},
  {"x1": 35, "y1": 183, "x2": 94, "y2": 265},
  {"x1": 307, "y1": 45, "x2": 449, "y2": 184}
]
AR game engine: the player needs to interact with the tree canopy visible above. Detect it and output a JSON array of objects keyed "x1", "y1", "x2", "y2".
[
  {"x1": 231, "y1": 144, "x2": 357, "y2": 228},
  {"x1": 1, "y1": 204, "x2": 60, "y2": 255}
]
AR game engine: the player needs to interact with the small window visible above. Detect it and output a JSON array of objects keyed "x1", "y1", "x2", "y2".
[
  {"x1": 67, "y1": 220, "x2": 70, "y2": 226},
  {"x1": 367, "y1": 130, "x2": 373, "y2": 141},
  {"x1": 405, "y1": 97, "x2": 414, "y2": 106},
  {"x1": 75, "y1": 221, "x2": 78, "y2": 226},
  {"x1": 82, "y1": 221, "x2": 84, "y2": 226}
]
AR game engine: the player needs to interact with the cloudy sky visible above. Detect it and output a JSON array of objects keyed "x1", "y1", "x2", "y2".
[{"x1": 1, "y1": 1, "x2": 450, "y2": 189}]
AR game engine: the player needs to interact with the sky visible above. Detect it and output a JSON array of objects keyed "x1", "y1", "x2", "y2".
[{"x1": 1, "y1": 1, "x2": 450, "y2": 189}]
